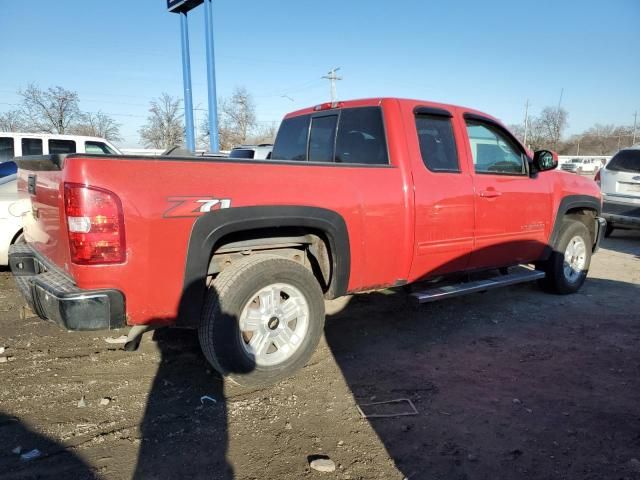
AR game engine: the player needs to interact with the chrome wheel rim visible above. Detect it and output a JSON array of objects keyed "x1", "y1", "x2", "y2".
[
  {"x1": 563, "y1": 235, "x2": 587, "y2": 282},
  {"x1": 239, "y1": 283, "x2": 309, "y2": 367}
]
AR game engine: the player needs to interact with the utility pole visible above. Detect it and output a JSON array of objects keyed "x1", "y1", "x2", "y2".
[
  {"x1": 322, "y1": 67, "x2": 342, "y2": 103},
  {"x1": 523, "y1": 99, "x2": 530, "y2": 147},
  {"x1": 633, "y1": 111, "x2": 638, "y2": 146}
]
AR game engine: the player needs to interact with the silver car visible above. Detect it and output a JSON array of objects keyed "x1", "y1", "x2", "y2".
[{"x1": 599, "y1": 147, "x2": 640, "y2": 236}]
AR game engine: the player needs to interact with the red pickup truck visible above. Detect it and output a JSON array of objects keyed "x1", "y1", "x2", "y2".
[{"x1": 10, "y1": 98, "x2": 605, "y2": 386}]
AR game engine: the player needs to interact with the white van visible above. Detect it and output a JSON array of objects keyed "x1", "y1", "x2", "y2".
[{"x1": 0, "y1": 132, "x2": 121, "y2": 162}]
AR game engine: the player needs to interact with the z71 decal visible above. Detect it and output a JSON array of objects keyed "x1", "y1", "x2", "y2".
[{"x1": 164, "y1": 196, "x2": 232, "y2": 218}]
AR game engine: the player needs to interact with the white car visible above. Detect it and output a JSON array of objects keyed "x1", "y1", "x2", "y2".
[
  {"x1": 228, "y1": 144, "x2": 273, "y2": 160},
  {"x1": 561, "y1": 157, "x2": 601, "y2": 175},
  {"x1": 0, "y1": 174, "x2": 30, "y2": 266},
  {"x1": 0, "y1": 132, "x2": 121, "y2": 162},
  {"x1": 598, "y1": 147, "x2": 640, "y2": 236}
]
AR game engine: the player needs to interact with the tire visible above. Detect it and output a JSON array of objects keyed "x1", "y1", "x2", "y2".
[
  {"x1": 604, "y1": 223, "x2": 614, "y2": 238},
  {"x1": 198, "y1": 254, "x2": 325, "y2": 387},
  {"x1": 538, "y1": 219, "x2": 592, "y2": 294}
]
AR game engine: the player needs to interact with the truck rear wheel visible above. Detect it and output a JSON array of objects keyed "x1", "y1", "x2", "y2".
[
  {"x1": 538, "y1": 219, "x2": 592, "y2": 294},
  {"x1": 198, "y1": 254, "x2": 325, "y2": 387}
]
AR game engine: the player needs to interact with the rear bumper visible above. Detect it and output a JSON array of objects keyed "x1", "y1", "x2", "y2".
[
  {"x1": 8, "y1": 244, "x2": 126, "y2": 330},
  {"x1": 602, "y1": 200, "x2": 640, "y2": 228}
]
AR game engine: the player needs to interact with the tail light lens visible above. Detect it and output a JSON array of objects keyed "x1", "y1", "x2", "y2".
[
  {"x1": 64, "y1": 183, "x2": 126, "y2": 265},
  {"x1": 594, "y1": 169, "x2": 601, "y2": 187}
]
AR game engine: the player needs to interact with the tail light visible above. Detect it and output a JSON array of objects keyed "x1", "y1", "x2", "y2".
[
  {"x1": 594, "y1": 169, "x2": 601, "y2": 187},
  {"x1": 64, "y1": 183, "x2": 126, "y2": 265}
]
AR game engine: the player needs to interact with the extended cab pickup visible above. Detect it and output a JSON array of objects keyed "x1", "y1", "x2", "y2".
[{"x1": 9, "y1": 98, "x2": 605, "y2": 386}]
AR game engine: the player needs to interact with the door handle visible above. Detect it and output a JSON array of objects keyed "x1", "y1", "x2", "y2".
[{"x1": 479, "y1": 189, "x2": 502, "y2": 198}]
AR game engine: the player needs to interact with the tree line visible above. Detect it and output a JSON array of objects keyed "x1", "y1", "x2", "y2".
[
  {"x1": 508, "y1": 106, "x2": 637, "y2": 156},
  {"x1": 1, "y1": 84, "x2": 635, "y2": 155},
  {"x1": 0, "y1": 84, "x2": 122, "y2": 141}
]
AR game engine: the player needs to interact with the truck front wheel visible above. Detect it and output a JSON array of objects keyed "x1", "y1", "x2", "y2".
[
  {"x1": 538, "y1": 219, "x2": 592, "y2": 294},
  {"x1": 198, "y1": 255, "x2": 325, "y2": 387}
]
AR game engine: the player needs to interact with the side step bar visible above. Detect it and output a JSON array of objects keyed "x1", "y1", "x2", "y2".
[{"x1": 410, "y1": 266, "x2": 545, "y2": 304}]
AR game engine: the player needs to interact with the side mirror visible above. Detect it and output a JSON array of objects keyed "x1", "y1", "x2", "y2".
[{"x1": 532, "y1": 150, "x2": 558, "y2": 173}]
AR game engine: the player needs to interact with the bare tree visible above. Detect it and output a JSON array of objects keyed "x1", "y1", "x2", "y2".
[
  {"x1": 71, "y1": 111, "x2": 122, "y2": 142},
  {"x1": 0, "y1": 110, "x2": 26, "y2": 132},
  {"x1": 199, "y1": 87, "x2": 260, "y2": 151},
  {"x1": 19, "y1": 84, "x2": 81, "y2": 134},
  {"x1": 536, "y1": 107, "x2": 568, "y2": 151},
  {"x1": 247, "y1": 122, "x2": 278, "y2": 145},
  {"x1": 139, "y1": 93, "x2": 184, "y2": 148}
]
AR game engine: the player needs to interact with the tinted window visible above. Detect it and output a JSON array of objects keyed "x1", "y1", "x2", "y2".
[
  {"x1": 49, "y1": 139, "x2": 76, "y2": 154},
  {"x1": 335, "y1": 107, "x2": 388, "y2": 165},
  {"x1": 229, "y1": 148, "x2": 255, "y2": 159},
  {"x1": 415, "y1": 116, "x2": 459, "y2": 172},
  {"x1": 607, "y1": 150, "x2": 640, "y2": 173},
  {"x1": 0, "y1": 137, "x2": 14, "y2": 162},
  {"x1": 22, "y1": 138, "x2": 43, "y2": 156},
  {"x1": 85, "y1": 141, "x2": 117, "y2": 155},
  {"x1": 271, "y1": 115, "x2": 310, "y2": 161},
  {"x1": 308, "y1": 115, "x2": 338, "y2": 162},
  {"x1": 466, "y1": 122, "x2": 526, "y2": 175}
]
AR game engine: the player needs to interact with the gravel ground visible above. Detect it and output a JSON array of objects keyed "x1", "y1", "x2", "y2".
[{"x1": 0, "y1": 231, "x2": 639, "y2": 480}]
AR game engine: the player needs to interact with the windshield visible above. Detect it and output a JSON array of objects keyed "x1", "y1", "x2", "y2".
[{"x1": 571, "y1": 159, "x2": 582, "y2": 163}]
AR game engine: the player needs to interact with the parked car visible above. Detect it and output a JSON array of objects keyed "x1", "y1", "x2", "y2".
[
  {"x1": 0, "y1": 174, "x2": 29, "y2": 265},
  {"x1": 561, "y1": 157, "x2": 601, "y2": 174},
  {"x1": 9, "y1": 98, "x2": 605, "y2": 386},
  {"x1": 0, "y1": 132, "x2": 121, "y2": 162},
  {"x1": 228, "y1": 144, "x2": 273, "y2": 160},
  {"x1": 596, "y1": 147, "x2": 640, "y2": 236}
]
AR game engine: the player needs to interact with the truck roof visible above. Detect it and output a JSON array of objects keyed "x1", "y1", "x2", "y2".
[{"x1": 283, "y1": 97, "x2": 502, "y2": 125}]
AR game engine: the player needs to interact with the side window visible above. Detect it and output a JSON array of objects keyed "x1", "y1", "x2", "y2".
[
  {"x1": 466, "y1": 122, "x2": 526, "y2": 175},
  {"x1": 335, "y1": 107, "x2": 388, "y2": 165},
  {"x1": 49, "y1": 139, "x2": 76, "y2": 154},
  {"x1": 0, "y1": 137, "x2": 14, "y2": 162},
  {"x1": 22, "y1": 138, "x2": 43, "y2": 156},
  {"x1": 271, "y1": 115, "x2": 310, "y2": 161},
  {"x1": 415, "y1": 115, "x2": 459, "y2": 172},
  {"x1": 85, "y1": 141, "x2": 117, "y2": 155},
  {"x1": 308, "y1": 115, "x2": 337, "y2": 162}
]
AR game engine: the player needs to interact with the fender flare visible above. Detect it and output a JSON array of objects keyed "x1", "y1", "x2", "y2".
[
  {"x1": 548, "y1": 194, "x2": 601, "y2": 250},
  {"x1": 177, "y1": 205, "x2": 350, "y2": 326}
]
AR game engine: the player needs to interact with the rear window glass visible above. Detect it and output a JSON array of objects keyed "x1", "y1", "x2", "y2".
[
  {"x1": 0, "y1": 137, "x2": 14, "y2": 162},
  {"x1": 22, "y1": 138, "x2": 43, "y2": 156},
  {"x1": 85, "y1": 141, "x2": 117, "y2": 155},
  {"x1": 335, "y1": 107, "x2": 388, "y2": 165},
  {"x1": 49, "y1": 139, "x2": 76, "y2": 154},
  {"x1": 309, "y1": 115, "x2": 338, "y2": 162},
  {"x1": 229, "y1": 148, "x2": 255, "y2": 159},
  {"x1": 607, "y1": 150, "x2": 640, "y2": 173},
  {"x1": 415, "y1": 115, "x2": 459, "y2": 172},
  {"x1": 271, "y1": 115, "x2": 310, "y2": 161}
]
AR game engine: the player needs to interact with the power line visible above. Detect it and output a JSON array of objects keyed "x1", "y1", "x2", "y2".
[{"x1": 322, "y1": 67, "x2": 342, "y2": 103}]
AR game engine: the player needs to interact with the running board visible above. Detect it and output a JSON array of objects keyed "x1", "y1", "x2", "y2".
[{"x1": 410, "y1": 266, "x2": 545, "y2": 304}]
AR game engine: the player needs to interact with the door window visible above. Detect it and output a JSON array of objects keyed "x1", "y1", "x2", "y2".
[
  {"x1": 22, "y1": 138, "x2": 43, "y2": 156},
  {"x1": 85, "y1": 141, "x2": 118, "y2": 155},
  {"x1": 466, "y1": 122, "x2": 526, "y2": 175},
  {"x1": 415, "y1": 115, "x2": 459, "y2": 172},
  {"x1": 0, "y1": 137, "x2": 14, "y2": 162}
]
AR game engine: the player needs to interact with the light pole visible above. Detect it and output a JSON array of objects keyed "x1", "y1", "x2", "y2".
[
  {"x1": 179, "y1": 11, "x2": 196, "y2": 151},
  {"x1": 203, "y1": 0, "x2": 219, "y2": 152}
]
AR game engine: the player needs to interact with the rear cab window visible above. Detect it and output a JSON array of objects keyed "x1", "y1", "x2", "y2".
[
  {"x1": 271, "y1": 106, "x2": 389, "y2": 165},
  {"x1": 48, "y1": 139, "x2": 76, "y2": 154},
  {"x1": 22, "y1": 138, "x2": 43, "y2": 156},
  {"x1": 607, "y1": 150, "x2": 640, "y2": 173},
  {"x1": 0, "y1": 137, "x2": 14, "y2": 162},
  {"x1": 229, "y1": 148, "x2": 256, "y2": 159}
]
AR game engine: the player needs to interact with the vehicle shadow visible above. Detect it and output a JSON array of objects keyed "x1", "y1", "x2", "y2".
[
  {"x1": 601, "y1": 229, "x2": 640, "y2": 257},
  {"x1": 0, "y1": 411, "x2": 97, "y2": 479},
  {"x1": 324, "y1": 275, "x2": 640, "y2": 479}
]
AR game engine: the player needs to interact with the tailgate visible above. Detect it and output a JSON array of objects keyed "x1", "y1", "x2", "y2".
[{"x1": 15, "y1": 155, "x2": 71, "y2": 270}]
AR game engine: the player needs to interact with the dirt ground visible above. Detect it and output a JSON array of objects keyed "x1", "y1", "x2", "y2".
[{"x1": 0, "y1": 231, "x2": 639, "y2": 480}]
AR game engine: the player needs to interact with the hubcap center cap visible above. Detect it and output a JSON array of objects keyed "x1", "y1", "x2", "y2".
[{"x1": 267, "y1": 317, "x2": 280, "y2": 330}]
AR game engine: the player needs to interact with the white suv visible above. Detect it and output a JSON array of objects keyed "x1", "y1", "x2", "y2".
[
  {"x1": 598, "y1": 147, "x2": 640, "y2": 236},
  {"x1": 561, "y1": 157, "x2": 602, "y2": 175}
]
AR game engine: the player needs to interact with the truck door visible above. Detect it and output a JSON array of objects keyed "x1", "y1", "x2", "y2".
[
  {"x1": 462, "y1": 113, "x2": 551, "y2": 269},
  {"x1": 407, "y1": 106, "x2": 475, "y2": 280}
]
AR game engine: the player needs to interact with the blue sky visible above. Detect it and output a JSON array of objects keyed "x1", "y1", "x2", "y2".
[{"x1": 0, "y1": 0, "x2": 638, "y2": 147}]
